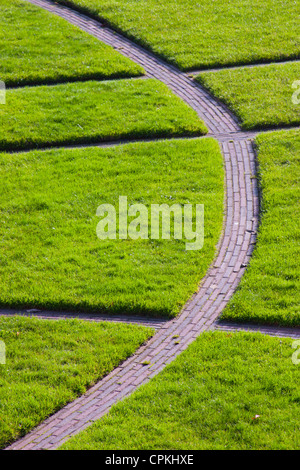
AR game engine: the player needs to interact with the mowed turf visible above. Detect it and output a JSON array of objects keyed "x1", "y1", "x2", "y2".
[
  {"x1": 0, "y1": 138, "x2": 224, "y2": 317},
  {"x1": 57, "y1": 0, "x2": 300, "y2": 70},
  {"x1": 0, "y1": 315, "x2": 153, "y2": 448},
  {"x1": 0, "y1": 0, "x2": 144, "y2": 87},
  {"x1": 0, "y1": 79, "x2": 207, "y2": 152},
  {"x1": 222, "y1": 129, "x2": 300, "y2": 327},
  {"x1": 61, "y1": 331, "x2": 300, "y2": 450},
  {"x1": 196, "y1": 62, "x2": 300, "y2": 130}
]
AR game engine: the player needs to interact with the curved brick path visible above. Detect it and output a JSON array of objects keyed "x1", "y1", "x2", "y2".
[
  {"x1": 5, "y1": 0, "x2": 297, "y2": 450},
  {"x1": 24, "y1": 0, "x2": 241, "y2": 136}
]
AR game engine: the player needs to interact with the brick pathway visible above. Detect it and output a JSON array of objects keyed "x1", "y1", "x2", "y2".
[
  {"x1": 0, "y1": 308, "x2": 167, "y2": 330},
  {"x1": 188, "y1": 58, "x2": 300, "y2": 76},
  {"x1": 5, "y1": 0, "x2": 298, "y2": 450},
  {"x1": 213, "y1": 321, "x2": 300, "y2": 339}
]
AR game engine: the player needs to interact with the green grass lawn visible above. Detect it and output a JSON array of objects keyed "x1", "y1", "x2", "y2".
[
  {"x1": 222, "y1": 129, "x2": 300, "y2": 327},
  {"x1": 57, "y1": 0, "x2": 300, "y2": 70},
  {"x1": 0, "y1": 0, "x2": 144, "y2": 87},
  {"x1": 0, "y1": 315, "x2": 153, "y2": 448},
  {"x1": 0, "y1": 138, "x2": 224, "y2": 317},
  {"x1": 196, "y1": 62, "x2": 300, "y2": 130},
  {"x1": 60, "y1": 331, "x2": 300, "y2": 450},
  {"x1": 0, "y1": 79, "x2": 207, "y2": 152}
]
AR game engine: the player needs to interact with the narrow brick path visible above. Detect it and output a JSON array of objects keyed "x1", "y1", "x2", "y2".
[
  {"x1": 5, "y1": 0, "x2": 296, "y2": 450},
  {"x1": 213, "y1": 321, "x2": 300, "y2": 339},
  {"x1": 0, "y1": 308, "x2": 167, "y2": 330},
  {"x1": 188, "y1": 58, "x2": 300, "y2": 76}
]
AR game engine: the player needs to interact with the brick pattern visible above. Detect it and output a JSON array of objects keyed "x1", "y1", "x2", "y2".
[{"x1": 5, "y1": 0, "x2": 296, "y2": 451}]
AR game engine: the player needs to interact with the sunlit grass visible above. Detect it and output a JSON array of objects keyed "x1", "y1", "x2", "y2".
[
  {"x1": 196, "y1": 62, "x2": 300, "y2": 130},
  {"x1": 57, "y1": 0, "x2": 300, "y2": 70},
  {"x1": 0, "y1": 315, "x2": 153, "y2": 448},
  {"x1": 0, "y1": 0, "x2": 144, "y2": 87},
  {"x1": 0, "y1": 79, "x2": 207, "y2": 152},
  {"x1": 61, "y1": 331, "x2": 300, "y2": 450},
  {"x1": 0, "y1": 138, "x2": 223, "y2": 317},
  {"x1": 222, "y1": 129, "x2": 300, "y2": 326}
]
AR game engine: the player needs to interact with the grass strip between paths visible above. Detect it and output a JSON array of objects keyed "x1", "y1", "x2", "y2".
[
  {"x1": 0, "y1": 0, "x2": 144, "y2": 88},
  {"x1": 57, "y1": 0, "x2": 300, "y2": 70},
  {"x1": 60, "y1": 331, "x2": 300, "y2": 450},
  {"x1": 196, "y1": 62, "x2": 300, "y2": 130},
  {"x1": 0, "y1": 315, "x2": 154, "y2": 449},
  {"x1": 0, "y1": 79, "x2": 207, "y2": 152},
  {"x1": 0, "y1": 138, "x2": 223, "y2": 318}
]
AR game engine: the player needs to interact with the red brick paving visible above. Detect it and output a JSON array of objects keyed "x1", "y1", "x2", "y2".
[{"x1": 5, "y1": 0, "x2": 298, "y2": 451}]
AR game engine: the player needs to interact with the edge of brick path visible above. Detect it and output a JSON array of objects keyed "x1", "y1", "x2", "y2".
[
  {"x1": 0, "y1": 308, "x2": 167, "y2": 330},
  {"x1": 24, "y1": 0, "x2": 241, "y2": 136},
  {"x1": 187, "y1": 58, "x2": 300, "y2": 76},
  {"x1": 213, "y1": 321, "x2": 300, "y2": 339},
  {"x1": 5, "y1": 0, "x2": 296, "y2": 450}
]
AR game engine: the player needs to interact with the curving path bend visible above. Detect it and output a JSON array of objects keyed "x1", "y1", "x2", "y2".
[{"x1": 6, "y1": 0, "x2": 263, "y2": 450}]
